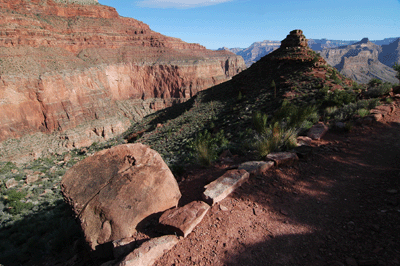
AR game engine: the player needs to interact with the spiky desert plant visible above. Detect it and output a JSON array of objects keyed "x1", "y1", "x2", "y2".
[
  {"x1": 252, "y1": 111, "x2": 268, "y2": 134},
  {"x1": 191, "y1": 130, "x2": 229, "y2": 166}
]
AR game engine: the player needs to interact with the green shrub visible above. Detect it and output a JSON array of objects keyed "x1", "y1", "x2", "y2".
[
  {"x1": 0, "y1": 162, "x2": 17, "y2": 175},
  {"x1": 2, "y1": 190, "x2": 33, "y2": 215},
  {"x1": 328, "y1": 99, "x2": 379, "y2": 121},
  {"x1": 368, "y1": 78, "x2": 383, "y2": 87},
  {"x1": 322, "y1": 89, "x2": 356, "y2": 108},
  {"x1": 254, "y1": 123, "x2": 299, "y2": 158},
  {"x1": 252, "y1": 103, "x2": 318, "y2": 158},
  {"x1": 272, "y1": 101, "x2": 318, "y2": 129},
  {"x1": 357, "y1": 108, "x2": 369, "y2": 118},
  {"x1": 386, "y1": 97, "x2": 394, "y2": 104},
  {"x1": 364, "y1": 82, "x2": 392, "y2": 98}
]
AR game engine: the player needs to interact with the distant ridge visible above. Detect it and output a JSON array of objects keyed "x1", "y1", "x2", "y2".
[
  {"x1": 379, "y1": 38, "x2": 400, "y2": 68},
  {"x1": 318, "y1": 38, "x2": 398, "y2": 84},
  {"x1": 222, "y1": 36, "x2": 400, "y2": 83}
]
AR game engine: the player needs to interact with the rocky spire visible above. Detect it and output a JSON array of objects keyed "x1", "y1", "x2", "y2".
[{"x1": 280, "y1": 29, "x2": 308, "y2": 48}]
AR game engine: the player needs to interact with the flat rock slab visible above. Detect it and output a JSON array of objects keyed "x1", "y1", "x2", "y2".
[
  {"x1": 238, "y1": 161, "x2": 274, "y2": 176},
  {"x1": 267, "y1": 152, "x2": 299, "y2": 166},
  {"x1": 116, "y1": 235, "x2": 180, "y2": 266},
  {"x1": 307, "y1": 122, "x2": 328, "y2": 140},
  {"x1": 61, "y1": 143, "x2": 181, "y2": 250},
  {"x1": 203, "y1": 169, "x2": 249, "y2": 205},
  {"x1": 159, "y1": 201, "x2": 210, "y2": 237}
]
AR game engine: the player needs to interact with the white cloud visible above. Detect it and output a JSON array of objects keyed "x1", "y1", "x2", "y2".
[{"x1": 136, "y1": 0, "x2": 233, "y2": 9}]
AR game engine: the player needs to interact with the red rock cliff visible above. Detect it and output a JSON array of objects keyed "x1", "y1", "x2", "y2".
[{"x1": 0, "y1": 0, "x2": 245, "y2": 161}]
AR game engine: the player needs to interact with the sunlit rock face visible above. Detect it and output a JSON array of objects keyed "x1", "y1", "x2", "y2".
[{"x1": 0, "y1": 0, "x2": 245, "y2": 162}]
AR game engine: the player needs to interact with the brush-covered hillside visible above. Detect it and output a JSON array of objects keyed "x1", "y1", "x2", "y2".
[{"x1": 124, "y1": 30, "x2": 394, "y2": 167}]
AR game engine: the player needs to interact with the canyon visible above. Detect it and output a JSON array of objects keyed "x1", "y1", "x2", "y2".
[
  {"x1": 318, "y1": 38, "x2": 399, "y2": 84},
  {"x1": 0, "y1": 0, "x2": 245, "y2": 163},
  {"x1": 224, "y1": 37, "x2": 400, "y2": 83}
]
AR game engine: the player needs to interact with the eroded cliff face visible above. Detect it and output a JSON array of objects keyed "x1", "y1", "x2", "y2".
[
  {"x1": 0, "y1": 0, "x2": 245, "y2": 162},
  {"x1": 318, "y1": 38, "x2": 397, "y2": 84}
]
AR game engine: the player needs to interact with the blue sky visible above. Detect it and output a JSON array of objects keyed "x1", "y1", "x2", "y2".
[{"x1": 98, "y1": 0, "x2": 400, "y2": 50}]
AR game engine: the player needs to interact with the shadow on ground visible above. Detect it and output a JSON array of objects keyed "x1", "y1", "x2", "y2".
[{"x1": 220, "y1": 123, "x2": 400, "y2": 265}]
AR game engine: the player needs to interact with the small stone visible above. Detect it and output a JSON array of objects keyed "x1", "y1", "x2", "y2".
[
  {"x1": 219, "y1": 205, "x2": 229, "y2": 212},
  {"x1": 297, "y1": 136, "x2": 313, "y2": 146},
  {"x1": 6, "y1": 178, "x2": 18, "y2": 189},
  {"x1": 26, "y1": 174, "x2": 39, "y2": 184},
  {"x1": 280, "y1": 209, "x2": 289, "y2": 216},
  {"x1": 266, "y1": 152, "x2": 298, "y2": 167},
  {"x1": 11, "y1": 169, "x2": 18, "y2": 174},
  {"x1": 307, "y1": 122, "x2": 328, "y2": 140},
  {"x1": 40, "y1": 189, "x2": 53, "y2": 196},
  {"x1": 64, "y1": 153, "x2": 72, "y2": 162},
  {"x1": 293, "y1": 145, "x2": 314, "y2": 159},
  {"x1": 238, "y1": 161, "x2": 274, "y2": 175}
]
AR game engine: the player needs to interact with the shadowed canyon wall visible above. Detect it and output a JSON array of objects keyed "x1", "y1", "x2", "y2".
[{"x1": 0, "y1": 0, "x2": 245, "y2": 162}]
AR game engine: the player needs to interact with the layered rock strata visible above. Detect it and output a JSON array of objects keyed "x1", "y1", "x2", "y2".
[
  {"x1": 318, "y1": 38, "x2": 398, "y2": 83},
  {"x1": 0, "y1": 0, "x2": 245, "y2": 162}
]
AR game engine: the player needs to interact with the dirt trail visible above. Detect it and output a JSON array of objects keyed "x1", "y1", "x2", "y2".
[{"x1": 154, "y1": 101, "x2": 400, "y2": 266}]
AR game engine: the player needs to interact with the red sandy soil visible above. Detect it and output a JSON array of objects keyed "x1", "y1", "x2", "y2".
[{"x1": 152, "y1": 100, "x2": 400, "y2": 266}]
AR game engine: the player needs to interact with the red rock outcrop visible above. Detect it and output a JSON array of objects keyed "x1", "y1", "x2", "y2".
[
  {"x1": 0, "y1": 0, "x2": 245, "y2": 162},
  {"x1": 61, "y1": 143, "x2": 181, "y2": 250}
]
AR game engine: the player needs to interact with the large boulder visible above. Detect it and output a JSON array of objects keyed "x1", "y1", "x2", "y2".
[{"x1": 61, "y1": 143, "x2": 181, "y2": 250}]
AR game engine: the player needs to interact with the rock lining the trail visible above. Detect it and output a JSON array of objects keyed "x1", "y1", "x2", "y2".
[
  {"x1": 159, "y1": 201, "x2": 210, "y2": 237},
  {"x1": 202, "y1": 169, "x2": 250, "y2": 206}
]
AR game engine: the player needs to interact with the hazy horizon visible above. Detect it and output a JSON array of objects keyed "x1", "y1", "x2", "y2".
[{"x1": 98, "y1": 0, "x2": 400, "y2": 50}]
